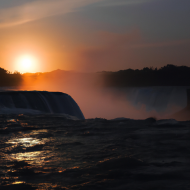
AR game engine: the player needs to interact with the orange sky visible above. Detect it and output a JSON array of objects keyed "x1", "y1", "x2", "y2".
[{"x1": 0, "y1": 0, "x2": 190, "y2": 73}]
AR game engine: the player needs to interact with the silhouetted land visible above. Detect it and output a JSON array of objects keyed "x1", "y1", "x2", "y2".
[
  {"x1": 0, "y1": 68, "x2": 22, "y2": 86},
  {"x1": 102, "y1": 64, "x2": 190, "y2": 87},
  {"x1": 1, "y1": 64, "x2": 190, "y2": 87}
]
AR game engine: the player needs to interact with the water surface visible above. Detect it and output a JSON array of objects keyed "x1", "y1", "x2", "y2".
[{"x1": 0, "y1": 114, "x2": 190, "y2": 189}]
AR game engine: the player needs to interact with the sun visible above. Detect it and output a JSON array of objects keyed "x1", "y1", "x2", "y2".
[
  {"x1": 20, "y1": 56, "x2": 32, "y2": 69},
  {"x1": 15, "y1": 55, "x2": 39, "y2": 73}
]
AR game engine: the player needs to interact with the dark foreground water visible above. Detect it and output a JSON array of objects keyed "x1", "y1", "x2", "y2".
[{"x1": 0, "y1": 114, "x2": 190, "y2": 190}]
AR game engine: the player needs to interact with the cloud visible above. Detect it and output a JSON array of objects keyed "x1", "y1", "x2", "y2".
[
  {"x1": 66, "y1": 29, "x2": 142, "y2": 71},
  {"x1": 96, "y1": 0, "x2": 152, "y2": 7},
  {"x1": 64, "y1": 29, "x2": 190, "y2": 72},
  {"x1": 0, "y1": 0, "x2": 102, "y2": 28},
  {"x1": 131, "y1": 39, "x2": 190, "y2": 48}
]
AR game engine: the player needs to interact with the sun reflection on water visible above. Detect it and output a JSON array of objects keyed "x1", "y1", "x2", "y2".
[
  {"x1": 8, "y1": 151, "x2": 48, "y2": 165},
  {"x1": 12, "y1": 181, "x2": 25, "y2": 184},
  {"x1": 7, "y1": 137, "x2": 42, "y2": 147},
  {"x1": 5, "y1": 130, "x2": 50, "y2": 165},
  {"x1": 6, "y1": 119, "x2": 17, "y2": 122}
]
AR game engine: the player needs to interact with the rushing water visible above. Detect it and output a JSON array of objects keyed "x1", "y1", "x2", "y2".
[
  {"x1": 0, "y1": 91, "x2": 84, "y2": 119},
  {"x1": 0, "y1": 114, "x2": 190, "y2": 190}
]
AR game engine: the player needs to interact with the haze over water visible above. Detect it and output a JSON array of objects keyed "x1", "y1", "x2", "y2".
[{"x1": 0, "y1": 0, "x2": 189, "y2": 120}]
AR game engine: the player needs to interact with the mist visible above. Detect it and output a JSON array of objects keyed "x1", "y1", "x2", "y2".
[{"x1": 15, "y1": 70, "x2": 187, "y2": 120}]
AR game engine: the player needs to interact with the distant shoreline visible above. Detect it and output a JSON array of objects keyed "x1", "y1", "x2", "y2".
[
  {"x1": 1, "y1": 64, "x2": 190, "y2": 87},
  {"x1": 101, "y1": 64, "x2": 190, "y2": 87}
]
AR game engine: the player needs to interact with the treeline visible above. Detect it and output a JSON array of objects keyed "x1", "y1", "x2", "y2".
[
  {"x1": 0, "y1": 68, "x2": 22, "y2": 86},
  {"x1": 1, "y1": 64, "x2": 190, "y2": 87},
  {"x1": 102, "y1": 64, "x2": 190, "y2": 87}
]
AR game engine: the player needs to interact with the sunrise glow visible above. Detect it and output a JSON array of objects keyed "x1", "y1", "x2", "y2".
[{"x1": 15, "y1": 55, "x2": 39, "y2": 73}]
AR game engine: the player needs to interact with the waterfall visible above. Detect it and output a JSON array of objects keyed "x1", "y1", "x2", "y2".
[
  {"x1": 120, "y1": 86, "x2": 189, "y2": 113},
  {"x1": 0, "y1": 91, "x2": 85, "y2": 119}
]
